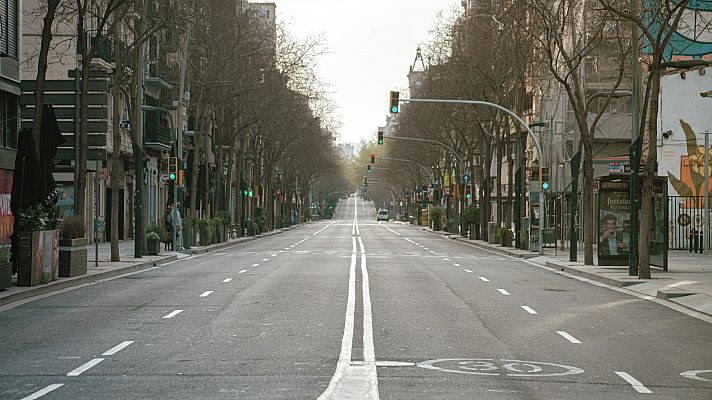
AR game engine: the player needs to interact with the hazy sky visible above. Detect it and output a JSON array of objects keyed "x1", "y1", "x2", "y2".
[{"x1": 275, "y1": 0, "x2": 462, "y2": 144}]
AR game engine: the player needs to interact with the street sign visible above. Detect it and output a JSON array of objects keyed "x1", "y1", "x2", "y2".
[{"x1": 461, "y1": 174, "x2": 472, "y2": 184}]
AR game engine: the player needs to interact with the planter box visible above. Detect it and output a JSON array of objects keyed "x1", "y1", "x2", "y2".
[
  {"x1": 59, "y1": 238, "x2": 88, "y2": 277},
  {"x1": 17, "y1": 230, "x2": 59, "y2": 286},
  {"x1": 147, "y1": 238, "x2": 161, "y2": 255},
  {"x1": 0, "y1": 262, "x2": 11, "y2": 291},
  {"x1": 183, "y1": 226, "x2": 194, "y2": 248}
]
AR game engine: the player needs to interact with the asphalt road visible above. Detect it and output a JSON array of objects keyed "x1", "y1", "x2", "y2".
[{"x1": 1, "y1": 196, "x2": 711, "y2": 399}]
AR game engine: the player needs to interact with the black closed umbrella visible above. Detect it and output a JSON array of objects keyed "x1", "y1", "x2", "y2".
[{"x1": 10, "y1": 105, "x2": 66, "y2": 274}]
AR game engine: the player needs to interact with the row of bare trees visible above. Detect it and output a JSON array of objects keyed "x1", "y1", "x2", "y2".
[
  {"x1": 364, "y1": 0, "x2": 693, "y2": 278},
  {"x1": 30, "y1": 0, "x2": 348, "y2": 259}
]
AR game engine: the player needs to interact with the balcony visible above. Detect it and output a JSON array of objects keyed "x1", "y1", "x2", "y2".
[{"x1": 144, "y1": 121, "x2": 172, "y2": 151}]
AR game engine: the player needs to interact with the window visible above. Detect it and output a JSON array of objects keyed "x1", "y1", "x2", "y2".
[
  {"x1": 0, "y1": 92, "x2": 17, "y2": 148},
  {"x1": 0, "y1": 0, "x2": 18, "y2": 58}
]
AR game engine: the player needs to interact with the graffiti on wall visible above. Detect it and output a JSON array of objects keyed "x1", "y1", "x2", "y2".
[
  {"x1": 646, "y1": 0, "x2": 712, "y2": 60},
  {"x1": 668, "y1": 119, "x2": 712, "y2": 198},
  {"x1": 0, "y1": 170, "x2": 13, "y2": 244}
]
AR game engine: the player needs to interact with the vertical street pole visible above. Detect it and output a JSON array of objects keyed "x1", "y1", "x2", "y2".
[
  {"x1": 95, "y1": 161, "x2": 100, "y2": 268},
  {"x1": 569, "y1": 151, "x2": 581, "y2": 262},
  {"x1": 705, "y1": 131, "x2": 710, "y2": 254}
]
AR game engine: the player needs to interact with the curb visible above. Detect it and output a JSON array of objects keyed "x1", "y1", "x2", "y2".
[
  {"x1": 0, "y1": 255, "x2": 177, "y2": 307},
  {"x1": 0, "y1": 226, "x2": 299, "y2": 307},
  {"x1": 543, "y1": 261, "x2": 643, "y2": 288},
  {"x1": 417, "y1": 225, "x2": 539, "y2": 260}
]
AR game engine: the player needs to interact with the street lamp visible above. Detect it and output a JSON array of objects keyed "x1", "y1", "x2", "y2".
[{"x1": 472, "y1": 13, "x2": 504, "y2": 30}]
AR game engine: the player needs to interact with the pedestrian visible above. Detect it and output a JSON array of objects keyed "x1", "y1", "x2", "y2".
[
  {"x1": 174, "y1": 204, "x2": 182, "y2": 250},
  {"x1": 165, "y1": 203, "x2": 174, "y2": 251}
]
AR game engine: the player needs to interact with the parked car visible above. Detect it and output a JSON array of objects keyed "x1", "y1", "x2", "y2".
[{"x1": 377, "y1": 209, "x2": 389, "y2": 222}]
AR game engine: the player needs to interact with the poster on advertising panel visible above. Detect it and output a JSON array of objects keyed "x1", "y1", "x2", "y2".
[{"x1": 598, "y1": 190, "x2": 631, "y2": 265}]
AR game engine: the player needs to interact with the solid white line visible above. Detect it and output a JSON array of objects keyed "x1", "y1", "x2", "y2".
[
  {"x1": 222, "y1": 278, "x2": 232, "y2": 283},
  {"x1": 19, "y1": 384, "x2": 64, "y2": 400},
  {"x1": 403, "y1": 238, "x2": 416, "y2": 244},
  {"x1": 497, "y1": 289, "x2": 510, "y2": 295},
  {"x1": 284, "y1": 248, "x2": 290, "y2": 250},
  {"x1": 162, "y1": 309, "x2": 183, "y2": 319},
  {"x1": 199, "y1": 291, "x2": 213, "y2": 297},
  {"x1": 102, "y1": 341, "x2": 133, "y2": 356},
  {"x1": 67, "y1": 358, "x2": 104, "y2": 376},
  {"x1": 478, "y1": 276, "x2": 490, "y2": 282},
  {"x1": 453, "y1": 263, "x2": 461, "y2": 267},
  {"x1": 358, "y1": 236, "x2": 366, "y2": 254},
  {"x1": 360, "y1": 239, "x2": 375, "y2": 362},
  {"x1": 521, "y1": 306, "x2": 538, "y2": 315},
  {"x1": 352, "y1": 237, "x2": 357, "y2": 253},
  {"x1": 251, "y1": 263, "x2": 260, "y2": 267},
  {"x1": 238, "y1": 269, "x2": 247, "y2": 274},
  {"x1": 464, "y1": 269, "x2": 473, "y2": 273},
  {"x1": 615, "y1": 371, "x2": 652, "y2": 394},
  {"x1": 557, "y1": 331, "x2": 582, "y2": 344}
]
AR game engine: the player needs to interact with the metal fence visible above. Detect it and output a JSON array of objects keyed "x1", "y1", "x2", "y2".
[{"x1": 668, "y1": 196, "x2": 711, "y2": 252}]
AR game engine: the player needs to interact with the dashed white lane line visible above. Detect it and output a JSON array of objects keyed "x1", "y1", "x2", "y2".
[
  {"x1": 239, "y1": 269, "x2": 247, "y2": 274},
  {"x1": 261, "y1": 258, "x2": 269, "y2": 262},
  {"x1": 162, "y1": 310, "x2": 183, "y2": 319},
  {"x1": 271, "y1": 254, "x2": 278, "y2": 257},
  {"x1": 222, "y1": 278, "x2": 232, "y2": 283},
  {"x1": 102, "y1": 341, "x2": 133, "y2": 356},
  {"x1": 251, "y1": 263, "x2": 260, "y2": 267},
  {"x1": 521, "y1": 306, "x2": 538, "y2": 315},
  {"x1": 443, "y1": 258, "x2": 450, "y2": 261},
  {"x1": 430, "y1": 250, "x2": 436, "y2": 253},
  {"x1": 453, "y1": 263, "x2": 461, "y2": 267},
  {"x1": 67, "y1": 358, "x2": 104, "y2": 376},
  {"x1": 615, "y1": 371, "x2": 652, "y2": 394},
  {"x1": 497, "y1": 289, "x2": 510, "y2": 296},
  {"x1": 199, "y1": 291, "x2": 214, "y2": 297},
  {"x1": 557, "y1": 331, "x2": 582, "y2": 344},
  {"x1": 284, "y1": 248, "x2": 290, "y2": 250},
  {"x1": 19, "y1": 384, "x2": 64, "y2": 400},
  {"x1": 403, "y1": 238, "x2": 416, "y2": 244},
  {"x1": 478, "y1": 277, "x2": 490, "y2": 282},
  {"x1": 464, "y1": 269, "x2": 473, "y2": 273},
  {"x1": 423, "y1": 248, "x2": 429, "y2": 251}
]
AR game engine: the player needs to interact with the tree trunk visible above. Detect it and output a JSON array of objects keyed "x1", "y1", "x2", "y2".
[
  {"x1": 235, "y1": 136, "x2": 246, "y2": 234},
  {"x1": 495, "y1": 130, "x2": 503, "y2": 228},
  {"x1": 638, "y1": 67, "x2": 662, "y2": 279},
  {"x1": 109, "y1": 32, "x2": 123, "y2": 261},
  {"x1": 189, "y1": 94, "x2": 204, "y2": 217}
]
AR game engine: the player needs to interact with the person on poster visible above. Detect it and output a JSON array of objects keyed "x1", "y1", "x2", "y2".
[{"x1": 599, "y1": 214, "x2": 627, "y2": 255}]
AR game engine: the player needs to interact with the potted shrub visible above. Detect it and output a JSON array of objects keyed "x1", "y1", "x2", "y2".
[
  {"x1": 16, "y1": 204, "x2": 62, "y2": 286},
  {"x1": 145, "y1": 225, "x2": 165, "y2": 255},
  {"x1": 212, "y1": 217, "x2": 224, "y2": 243},
  {"x1": 246, "y1": 220, "x2": 258, "y2": 236},
  {"x1": 58, "y1": 215, "x2": 88, "y2": 277},
  {"x1": 216, "y1": 211, "x2": 230, "y2": 241},
  {"x1": 183, "y1": 217, "x2": 195, "y2": 248},
  {"x1": 198, "y1": 218, "x2": 210, "y2": 246},
  {"x1": 0, "y1": 244, "x2": 11, "y2": 291},
  {"x1": 429, "y1": 207, "x2": 442, "y2": 231},
  {"x1": 255, "y1": 207, "x2": 267, "y2": 233}
]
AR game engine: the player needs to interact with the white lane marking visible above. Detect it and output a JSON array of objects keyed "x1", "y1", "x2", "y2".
[
  {"x1": 615, "y1": 371, "x2": 652, "y2": 394},
  {"x1": 453, "y1": 263, "x2": 461, "y2": 267},
  {"x1": 497, "y1": 289, "x2": 510, "y2": 296},
  {"x1": 403, "y1": 238, "x2": 416, "y2": 244},
  {"x1": 443, "y1": 258, "x2": 450, "y2": 261},
  {"x1": 284, "y1": 248, "x2": 290, "y2": 250},
  {"x1": 251, "y1": 263, "x2": 260, "y2": 267},
  {"x1": 681, "y1": 370, "x2": 712, "y2": 382},
  {"x1": 19, "y1": 384, "x2": 64, "y2": 400},
  {"x1": 290, "y1": 245, "x2": 295, "y2": 248},
  {"x1": 478, "y1": 277, "x2": 490, "y2": 282},
  {"x1": 199, "y1": 291, "x2": 214, "y2": 297},
  {"x1": 521, "y1": 306, "x2": 538, "y2": 315},
  {"x1": 67, "y1": 358, "x2": 104, "y2": 376},
  {"x1": 358, "y1": 237, "x2": 375, "y2": 362},
  {"x1": 222, "y1": 278, "x2": 232, "y2": 283},
  {"x1": 162, "y1": 310, "x2": 183, "y2": 319},
  {"x1": 261, "y1": 258, "x2": 269, "y2": 262},
  {"x1": 464, "y1": 269, "x2": 473, "y2": 273},
  {"x1": 238, "y1": 269, "x2": 247, "y2": 274},
  {"x1": 271, "y1": 254, "x2": 278, "y2": 257},
  {"x1": 557, "y1": 331, "x2": 582, "y2": 344},
  {"x1": 102, "y1": 341, "x2": 133, "y2": 356},
  {"x1": 314, "y1": 225, "x2": 330, "y2": 236},
  {"x1": 352, "y1": 237, "x2": 356, "y2": 253},
  {"x1": 423, "y1": 248, "x2": 429, "y2": 251},
  {"x1": 430, "y1": 250, "x2": 436, "y2": 253}
]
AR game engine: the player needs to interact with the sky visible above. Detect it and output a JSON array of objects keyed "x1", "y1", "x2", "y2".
[{"x1": 274, "y1": 0, "x2": 462, "y2": 144}]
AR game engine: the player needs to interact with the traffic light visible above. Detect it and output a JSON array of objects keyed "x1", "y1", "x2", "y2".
[
  {"x1": 540, "y1": 167, "x2": 550, "y2": 191},
  {"x1": 367, "y1": 165, "x2": 371, "y2": 173},
  {"x1": 363, "y1": 175, "x2": 368, "y2": 182},
  {"x1": 389, "y1": 91, "x2": 400, "y2": 113},
  {"x1": 168, "y1": 157, "x2": 177, "y2": 181},
  {"x1": 465, "y1": 185, "x2": 472, "y2": 200},
  {"x1": 370, "y1": 153, "x2": 376, "y2": 164},
  {"x1": 377, "y1": 128, "x2": 384, "y2": 145}
]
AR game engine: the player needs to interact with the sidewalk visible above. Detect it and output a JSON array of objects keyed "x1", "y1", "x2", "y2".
[
  {"x1": 0, "y1": 226, "x2": 299, "y2": 307},
  {"x1": 422, "y1": 227, "x2": 712, "y2": 318}
]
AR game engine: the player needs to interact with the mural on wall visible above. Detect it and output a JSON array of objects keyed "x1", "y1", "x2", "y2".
[
  {"x1": 646, "y1": 0, "x2": 712, "y2": 60},
  {"x1": 668, "y1": 119, "x2": 712, "y2": 197}
]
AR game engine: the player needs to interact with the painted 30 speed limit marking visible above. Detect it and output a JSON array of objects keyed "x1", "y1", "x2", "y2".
[{"x1": 417, "y1": 358, "x2": 584, "y2": 377}]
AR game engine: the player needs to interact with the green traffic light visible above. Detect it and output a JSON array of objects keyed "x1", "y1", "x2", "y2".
[
  {"x1": 249, "y1": 190, "x2": 253, "y2": 198},
  {"x1": 169, "y1": 173, "x2": 176, "y2": 180},
  {"x1": 466, "y1": 193, "x2": 471, "y2": 199},
  {"x1": 390, "y1": 105, "x2": 399, "y2": 113},
  {"x1": 542, "y1": 182, "x2": 550, "y2": 190}
]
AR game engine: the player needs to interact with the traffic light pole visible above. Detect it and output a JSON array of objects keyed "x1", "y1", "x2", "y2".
[{"x1": 396, "y1": 98, "x2": 545, "y2": 254}]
